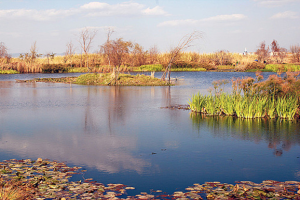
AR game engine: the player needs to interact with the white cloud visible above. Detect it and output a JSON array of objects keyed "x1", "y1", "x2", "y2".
[
  {"x1": 0, "y1": 8, "x2": 79, "y2": 21},
  {"x1": 142, "y1": 6, "x2": 169, "y2": 16},
  {"x1": 158, "y1": 14, "x2": 246, "y2": 27},
  {"x1": 158, "y1": 19, "x2": 198, "y2": 27},
  {"x1": 202, "y1": 14, "x2": 246, "y2": 21},
  {"x1": 270, "y1": 11, "x2": 299, "y2": 19},
  {"x1": 0, "y1": 2, "x2": 168, "y2": 21},
  {"x1": 80, "y1": 2, "x2": 109, "y2": 10},
  {"x1": 253, "y1": 0, "x2": 300, "y2": 7}
]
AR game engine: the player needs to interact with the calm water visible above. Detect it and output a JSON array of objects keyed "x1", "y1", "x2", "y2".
[{"x1": 0, "y1": 72, "x2": 300, "y2": 196}]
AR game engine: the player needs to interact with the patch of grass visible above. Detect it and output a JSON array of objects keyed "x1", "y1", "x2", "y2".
[
  {"x1": 217, "y1": 65, "x2": 235, "y2": 70},
  {"x1": 265, "y1": 64, "x2": 300, "y2": 72},
  {"x1": 0, "y1": 70, "x2": 19, "y2": 74},
  {"x1": 138, "y1": 64, "x2": 163, "y2": 71}
]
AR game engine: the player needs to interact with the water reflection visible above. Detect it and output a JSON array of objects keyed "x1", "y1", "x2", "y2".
[{"x1": 190, "y1": 113, "x2": 300, "y2": 156}]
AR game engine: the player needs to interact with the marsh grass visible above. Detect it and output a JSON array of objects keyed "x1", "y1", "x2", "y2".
[
  {"x1": 3, "y1": 52, "x2": 260, "y2": 73},
  {"x1": 0, "y1": 178, "x2": 31, "y2": 200},
  {"x1": 138, "y1": 64, "x2": 163, "y2": 71},
  {"x1": 265, "y1": 64, "x2": 300, "y2": 72},
  {"x1": 0, "y1": 69, "x2": 19, "y2": 74},
  {"x1": 189, "y1": 72, "x2": 300, "y2": 120}
]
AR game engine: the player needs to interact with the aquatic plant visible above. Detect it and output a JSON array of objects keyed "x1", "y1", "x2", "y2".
[
  {"x1": 189, "y1": 72, "x2": 300, "y2": 120},
  {"x1": 1, "y1": 158, "x2": 300, "y2": 199}
]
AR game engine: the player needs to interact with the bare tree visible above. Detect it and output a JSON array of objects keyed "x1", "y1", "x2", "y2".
[
  {"x1": 78, "y1": 28, "x2": 97, "y2": 68},
  {"x1": 45, "y1": 52, "x2": 56, "y2": 64},
  {"x1": 255, "y1": 41, "x2": 269, "y2": 63},
  {"x1": 131, "y1": 43, "x2": 146, "y2": 67},
  {"x1": 161, "y1": 31, "x2": 202, "y2": 82},
  {"x1": 29, "y1": 41, "x2": 42, "y2": 63},
  {"x1": 270, "y1": 40, "x2": 286, "y2": 63},
  {"x1": 214, "y1": 50, "x2": 232, "y2": 65},
  {"x1": 290, "y1": 45, "x2": 300, "y2": 63},
  {"x1": 100, "y1": 28, "x2": 114, "y2": 71},
  {"x1": 271, "y1": 40, "x2": 280, "y2": 53},
  {"x1": 65, "y1": 41, "x2": 76, "y2": 67},
  {"x1": 278, "y1": 48, "x2": 287, "y2": 63},
  {"x1": 101, "y1": 38, "x2": 133, "y2": 83},
  {"x1": 0, "y1": 42, "x2": 8, "y2": 58},
  {"x1": 149, "y1": 45, "x2": 159, "y2": 64}
]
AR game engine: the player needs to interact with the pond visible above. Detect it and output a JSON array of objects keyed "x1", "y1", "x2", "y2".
[{"x1": 0, "y1": 72, "x2": 299, "y2": 196}]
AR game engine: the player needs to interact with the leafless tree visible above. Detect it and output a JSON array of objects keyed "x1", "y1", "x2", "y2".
[
  {"x1": 270, "y1": 40, "x2": 286, "y2": 63},
  {"x1": 45, "y1": 52, "x2": 56, "y2": 64},
  {"x1": 214, "y1": 50, "x2": 232, "y2": 65},
  {"x1": 29, "y1": 41, "x2": 42, "y2": 63},
  {"x1": 255, "y1": 41, "x2": 269, "y2": 63},
  {"x1": 101, "y1": 37, "x2": 133, "y2": 83},
  {"x1": 78, "y1": 28, "x2": 97, "y2": 68},
  {"x1": 161, "y1": 31, "x2": 202, "y2": 82},
  {"x1": 278, "y1": 48, "x2": 287, "y2": 63},
  {"x1": 0, "y1": 42, "x2": 10, "y2": 65},
  {"x1": 0, "y1": 42, "x2": 8, "y2": 58},
  {"x1": 131, "y1": 43, "x2": 146, "y2": 67},
  {"x1": 149, "y1": 45, "x2": 159, "y2": 64},
  {"x1": 100, "y1": 28, "x2": 114, "y2": 70},
  {"x1": 271, "y1": 40, "x2": 280, "y2": 53},
  {"x1": 290, "y1": 44, "x2": 300, "y2": 63},
  {"x1": 65, "y1": 41, "x2": 76, "y2": 67}
]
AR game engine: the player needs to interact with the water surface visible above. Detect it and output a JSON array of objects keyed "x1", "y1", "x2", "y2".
[{"x1": 0, "y1": 72, "x2": 299, "y2": 195}]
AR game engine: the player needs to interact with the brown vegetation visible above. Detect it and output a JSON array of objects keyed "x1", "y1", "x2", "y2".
[{"x1": 1, "y1": 37, "x2": 300, "y2": 74}]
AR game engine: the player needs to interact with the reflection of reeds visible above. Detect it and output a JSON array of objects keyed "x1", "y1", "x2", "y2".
[{"x1": 190, "y1": 113, "x2": 300, "y2": 147}]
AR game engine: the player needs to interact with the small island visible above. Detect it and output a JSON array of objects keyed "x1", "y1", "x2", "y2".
[{"x1": 19, "y1": 73, "x2": 173, "y2": 86}]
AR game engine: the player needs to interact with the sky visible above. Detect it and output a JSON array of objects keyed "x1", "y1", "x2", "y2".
[{"x1": 0, "y1": 0, "x2": 299, "y2": 55}]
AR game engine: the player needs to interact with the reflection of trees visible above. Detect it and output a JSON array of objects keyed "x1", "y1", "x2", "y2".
[
  {"x1": 190, "y1": 113, "x2": 300, "y2": 156},
  {"x1": 82, "y1": 86, "x2": 130, "y2": 135}
]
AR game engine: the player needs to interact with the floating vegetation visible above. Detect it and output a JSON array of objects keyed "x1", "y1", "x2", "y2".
[{"x1": 1, "y1": 158, "x2": 300, "y2": 199}]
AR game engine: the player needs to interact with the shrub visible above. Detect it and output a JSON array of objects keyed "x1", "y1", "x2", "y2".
[
  {"x1": 245, "y1": 62, "x2": 265, "y2": 70},
  {"x1": 41, "y1": 64, "x2": 68, "y2": 73}
]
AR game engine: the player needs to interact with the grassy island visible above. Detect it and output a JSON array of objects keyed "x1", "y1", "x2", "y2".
[{"x1": 24, "y1": 73, "x2": 173, "y2": 86}]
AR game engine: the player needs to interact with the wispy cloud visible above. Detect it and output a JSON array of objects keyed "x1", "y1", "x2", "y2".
[
  {"x1": 253, "y1": 0, "x2": 300, "y2": 7},
  {"x1": 202, "y1": 14, "x2": 246, "y2": 21},
  {"x1": 0, "y1": 2, "x2": 168, "y2": 21},
  {"x1": 0, "y1": 9, "x2": 78, "y2": 21},
  {"x1": 158, "y1": 14, "x2": 246, "y2": 27},
  {"x1": 270, "y1": 11, "x2": 299, "y2": 19}
]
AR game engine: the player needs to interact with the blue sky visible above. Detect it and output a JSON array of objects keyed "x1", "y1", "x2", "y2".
[{"x1": 0, "y1": 0, "x2": 299, "y2": 55}]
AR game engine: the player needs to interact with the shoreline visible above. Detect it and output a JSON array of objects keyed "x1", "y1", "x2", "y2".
[{"x1": 1, "y1": 158, "x2": 299, "y2": 199}]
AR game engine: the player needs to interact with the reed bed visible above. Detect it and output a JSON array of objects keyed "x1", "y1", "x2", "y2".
[
  {"x1": 1, "y1": 52, "x2": 259, "y2": 73},
  {"x1": 189, "y1": 72, "x2": 300, "y2": 120},
  {"x1": 189, "y1": 94, "x2": 298, "y2": 120}
]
